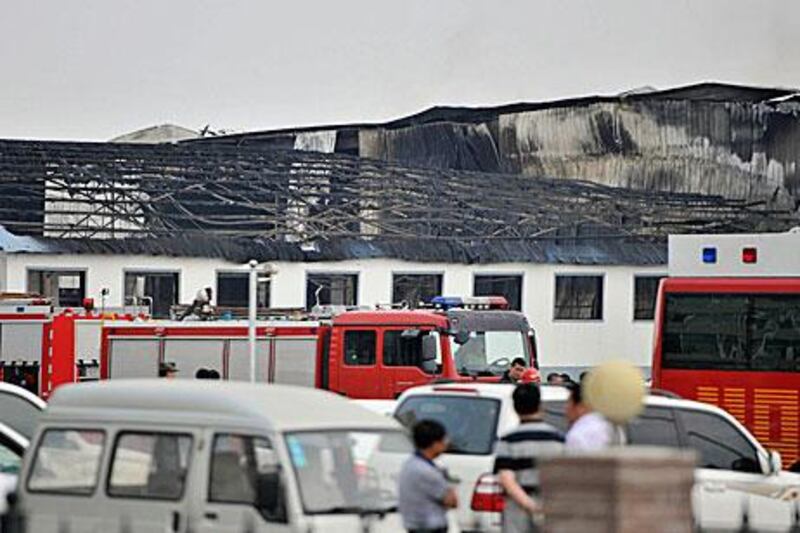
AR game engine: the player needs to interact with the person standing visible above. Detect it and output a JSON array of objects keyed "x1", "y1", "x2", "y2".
[
  {"x1": 398, "y1": 420, "x2": 458, "y2": 533},
  {"x1": 158, "y1": 362, "x2": 178, "y2": 379},
  {"x1": 499, "y1": 357, "x2": 527, "y2": 384},
  {"x1": 564, "y1": 382, "x2": 613, "y2": 451},
  {"x1": 494, "y1": 384, "x2": 564, "y2": 532}
]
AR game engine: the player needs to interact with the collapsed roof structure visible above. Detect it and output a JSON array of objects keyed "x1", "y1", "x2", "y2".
[
  {"x1": 188, "y1": 82, "x2": 800, "y2": 209},
  {"x1": 0, "y1": 134, "x2": 797, "y2": 264}
]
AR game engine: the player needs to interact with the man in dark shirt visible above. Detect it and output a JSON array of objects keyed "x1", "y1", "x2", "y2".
[
  {"x1": 494, "y1": 384, "x2": 565, "y2": 532},
  {"x1": 499, "y1": 357, "x2": 527, "y2": 384}
]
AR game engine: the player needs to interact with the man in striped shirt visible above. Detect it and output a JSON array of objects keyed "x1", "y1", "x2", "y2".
[{"x1": 493, "y1": 384, "x2": 565, "y2": 532}]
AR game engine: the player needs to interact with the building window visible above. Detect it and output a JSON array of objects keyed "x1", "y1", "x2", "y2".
[
  {"x1": 27, "y1": 270, "x2": 86, "y2": 308},
  {"x1": 392, "y1": 274, "x2": 443, "y2": 308},
  {"x1": 306, "y1": 274, "x2": 358, "y2": 310},
  {"x1": 124, "y1": 271, "x2": 179, "y2": 319},
  {"x1": 343, "y1": 331, "x2": 376, "y2": 366},
  {"x1": 216, "y1": 272, "x2": 270, "y2": 308},
  {"x1": 554, "y1": 275, "x2": 604, "y2": 320},
  {"x1": 633, "y1": 276, "x2": 664, "y2": 321},
  {"x1": 473, "y1": 275, "x2": 523, "y2": 311}
]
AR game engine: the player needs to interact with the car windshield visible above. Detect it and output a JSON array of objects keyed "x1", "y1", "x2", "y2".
[
  {"x1": 395, "y1": 395, "x2": 501, "y2": 455},
  {"x1": 285, "y1": 429, "x2": 411, "y2": 515},
  {"x1": 451, "y1": 330, "x2": 527, "y2": 376}
]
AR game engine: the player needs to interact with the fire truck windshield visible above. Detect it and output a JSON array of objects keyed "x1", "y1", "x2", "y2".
[
  {"x1": 450, "y1": 330, "x2": 528, "y2": 376},
  {"x1": 662, "y1": 293, "x2": 800, "y2": 371}
]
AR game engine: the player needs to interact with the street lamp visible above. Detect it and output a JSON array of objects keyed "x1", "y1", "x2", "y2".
[{"x1": 248, "y1": 260, "x2": 277, "y2": 383}]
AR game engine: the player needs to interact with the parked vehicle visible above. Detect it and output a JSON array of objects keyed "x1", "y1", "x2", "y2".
[
  {"x1": 15, "y1": 380, "x2": 417, "y2": 532},
  {"x1": 651, "y1": 229, "x2": 800, "y2": 468},
  {"x1": 0, "y1": 421, "x2": 28, "y2": 515},
  {"x1": 394, "y1": 383, "x2": 800, "y2": 532}
]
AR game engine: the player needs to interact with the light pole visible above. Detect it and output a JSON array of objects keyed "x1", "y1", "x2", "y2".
[{"x1": 248, "y1": 260, "x2": 277, "y2": 383}]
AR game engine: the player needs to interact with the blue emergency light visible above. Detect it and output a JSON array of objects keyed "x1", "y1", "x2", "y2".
[
  {"x1": 431, "y1": 296, "x2": 464, "y2": 310},
  {"x1": 702, "y1": 247, "x2": 717, "y2": 264}
]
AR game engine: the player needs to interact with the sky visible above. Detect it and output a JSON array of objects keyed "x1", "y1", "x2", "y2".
[{"x1": 0, "y1": 0, "x2": 798, "y2": 141}]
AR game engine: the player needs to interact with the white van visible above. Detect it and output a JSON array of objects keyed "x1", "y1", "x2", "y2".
[{"x1": 16, "y1": 380, "x2": 412, "y2": 532}]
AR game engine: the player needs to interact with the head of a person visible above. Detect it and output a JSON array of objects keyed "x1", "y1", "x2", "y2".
[
  {"x1": 566, "y1": 382, "x2": 591, "y2": 425},
  {"x1": 195, "y1": 368, "x2": 210, "y2": 379},
  {"x1": 412, "y1": 420, "x2": 449, "y2": 459},
  {"x1": 207, "y1": 369, "x2": 221, "y2": 380},
  {"x1": 512, "y1": 383, "x2": 541, "y2": 418},
  {"x1": 205, "y1": 287, "x2": 213, "y2": 299},
  {"x1": 560, "y1": 373, "x2": 573, "y2": 385},
  {"x1": 508, "y1": 357, "x2": 527, "y2": 381},
  {"x1": 546, "y1": 372, "x2": 564, "y2": 385}
]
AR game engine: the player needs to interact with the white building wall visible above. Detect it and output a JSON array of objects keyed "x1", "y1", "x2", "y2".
[{"x1": 1, "y1": 253, "x2": 664, "y2": 371}]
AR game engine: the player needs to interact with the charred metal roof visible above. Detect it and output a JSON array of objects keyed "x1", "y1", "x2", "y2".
[{"x1": 0, "y1": 136, "x2": 797, "y2": 265}]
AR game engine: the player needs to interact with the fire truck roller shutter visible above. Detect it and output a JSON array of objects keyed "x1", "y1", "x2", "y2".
[
  {"x1": 0, "y1": 323, "x2": 43, "y2": 363},
  {"x1": 163, "y1": 340, "x2": 224, "y2": 379},
  {"x1": 109, "y1": 339, "x2": 160, "y2": 378},
  {"x1": 272, "y1": 337, "x2": 317, "y2": 387},
  {"x1": 228, "y1": 339, "x2": 270, "y2": 382}
]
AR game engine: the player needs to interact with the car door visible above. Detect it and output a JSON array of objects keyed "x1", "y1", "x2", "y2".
[
  {"x1": 380, "y1": 328, "x2": 439, "y2": 398},
  {"x1": 195, "y1": 431, "x2": 291, "y2": 533},
  {"x1": 337, "y1": 329, "x2": 381, "y2": 398},
  {"x1": 675, "y1": 408, "x2": 796, "y2": 531},
  {"x1": 103, "y1": 429, "x2": 194, "y2": 533}
]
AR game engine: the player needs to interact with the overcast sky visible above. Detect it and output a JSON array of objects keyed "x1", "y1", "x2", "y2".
[{"x1": 1, "y1": 0, "x2": 798, "y2": 141}]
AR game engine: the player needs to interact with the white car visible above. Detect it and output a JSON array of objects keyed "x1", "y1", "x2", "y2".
[
  {"x1": 0, "y1": 383, "x2": 45, "y2": 515},
  {"x1": 395, "y1": 383, "x2": 800, "y2": 532}
]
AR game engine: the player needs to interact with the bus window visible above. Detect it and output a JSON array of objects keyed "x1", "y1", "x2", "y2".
[
  {"x1": 663, "y1": 293, "x2": 800, "y2": 372},
  {"x1": 663, "y1": 295, "x2": 749, "y2": 370}
]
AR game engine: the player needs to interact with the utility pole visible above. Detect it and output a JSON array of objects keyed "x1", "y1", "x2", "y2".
[{"x1": 248, "y1": 259, "x2": 258, "y2": 383}]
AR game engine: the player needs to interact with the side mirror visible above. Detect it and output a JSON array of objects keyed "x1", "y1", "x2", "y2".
[
  {"x1": 769, "y1": 450, "x2": 783, "y2": 475},
  {"x1": 453, "y1": 331, "x2": 470, "y2": 345},
  {"x1": 422, "y1": 335, "x2": 438, "y2": 362},
  {"x1": 256, "y1": 471, "x2": 287, "y2": 523}
]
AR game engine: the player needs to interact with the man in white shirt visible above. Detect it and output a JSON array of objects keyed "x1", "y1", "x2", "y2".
[{"x1": 565, "y1": 382, "x2": 613, "y2": 451}]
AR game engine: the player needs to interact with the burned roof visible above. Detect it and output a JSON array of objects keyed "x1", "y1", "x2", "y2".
[{"x1": 0, "y1": 137, "x2": 797, "y2": 265}]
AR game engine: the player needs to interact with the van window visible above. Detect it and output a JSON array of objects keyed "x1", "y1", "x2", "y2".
[
  {"x1": 395, "y1": 395, "x2": 500, "y2": 455},
  {"x1": 344, "y1": 331, "x2": 376, "y2": 366},
  {"x1": 28, "y1": 429, "x2": 105, "y2": 495},
  {"x1": 209, "y1": 434, "x2": 276, "y2": 504},
  {"x1": 108, "y1": 432, "x2": 192, "y2": 500},
  {"x1": 678, "y1": 409, "x2": 761, "y2": 473}
]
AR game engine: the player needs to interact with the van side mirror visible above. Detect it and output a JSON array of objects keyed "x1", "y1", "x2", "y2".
[
  {"x1": 769, "y1": 450, "x2": 783, "y2": 475},
  {"x1": 256, "y1": 471, "x2": 287, "y2": 523},
  {"x1": 422, "y1": 335, "x2": 438, "y2": 362}
]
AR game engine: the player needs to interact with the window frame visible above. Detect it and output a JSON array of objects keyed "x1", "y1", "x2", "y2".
[
  {"x1": 553, "y1": 273, "x2": 605, "y2": 321},
  {"x1": 472, "y1": 272, "x2": 524, "y2": 311},
  {"x1": 391, "y1": 272, "x2": 444, "y2": 309},
  {"x1": 305, "y1": 272, "x2": 359, "y2": 310},
  {"x1": 105, "y1": 430, "x2": 194, "y2": 502},
  {"x1": 26, "y1": 267, "x2": 88, "y2": 308},
  {"x1": 632, "y1": 275, "x2": 665, "y2": 322},
  {"x1": 122, "y1": 269, "x2": 181, "y2": 319},
  {"x1": 342, "y1": 329, "x2": 377, "y2": 367},
  {"x1": 26, "y1": 427, "x2": 107, "y2": 497},
  {"x1": 215, "y1": 269, "x2": 271, "y2": 308}
]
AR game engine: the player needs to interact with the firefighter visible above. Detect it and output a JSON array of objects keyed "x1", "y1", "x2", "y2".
[{"x1": 179, "y1": 287, "x2": 214, "y2": 321}]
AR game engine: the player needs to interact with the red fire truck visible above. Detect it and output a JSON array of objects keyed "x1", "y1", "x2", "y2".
[
  {"x1": 651, "y1": 228, "x2": 800, "y2": 467},
  {"x1": 2, "y1": 296, "x2": 536, "y2": 400}
]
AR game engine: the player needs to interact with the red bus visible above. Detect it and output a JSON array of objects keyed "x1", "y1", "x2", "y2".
[{"x1": 651, "y1": 229, "x2": 800, "y2": 468}]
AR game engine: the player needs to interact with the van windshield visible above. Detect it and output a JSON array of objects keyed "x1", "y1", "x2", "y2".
[
  {"x1": 451, "y1": 331, "x2": 527, "y2": 376},
  {"x1": 395, "y1": 395, "x2": 501, "y2": 455},
  {"x1": 285, "y1": 430, "x2": 411, "y2": 515}
]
